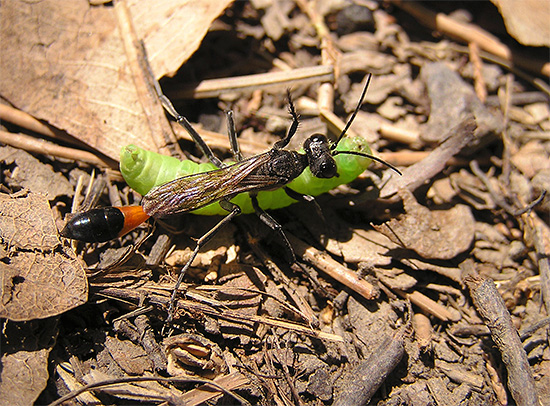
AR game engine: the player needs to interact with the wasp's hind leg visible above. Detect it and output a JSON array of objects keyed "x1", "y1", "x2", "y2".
[
  {"x1": 226, "y1": 110, "x2": 244, "y2": 162},
  {"x1": 250, "y1": 193, "x2": 295, "y2": 263},
  {"x1": 165, "y1": 199, "x2": 242, "y2": 326}
]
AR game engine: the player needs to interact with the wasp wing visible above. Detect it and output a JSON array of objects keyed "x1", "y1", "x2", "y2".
[{"x1": 142, "y1": 152, "x2": 283, "y2": 217}]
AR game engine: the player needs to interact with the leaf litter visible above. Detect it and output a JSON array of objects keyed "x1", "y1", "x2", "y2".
[{"x1": 1, "y1": 1, "x2": 550, "y2": 405}]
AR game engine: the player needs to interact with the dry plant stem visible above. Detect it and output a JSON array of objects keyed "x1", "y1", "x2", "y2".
[
  {"x1": 448, "y1": 43, "x2": 550, "y2": 97},
  {"x1": 113, "y1": 0, "x2": 182, "y2": 157},
  {"x1": 320, "y1": 108, "x2": 362, "y2": 141},
  {"x1": 379, "y1": 150, "x2": 429, "y2": 166},
  {"x1": 468, "y1": 42, "x2": 487, "y2": 103},
  {"x1": 271, "y1": 335, "x2": 305, "y2": 406},
  {"x1": 392, "y1": 0, "x2": 550, "y2": 78},
  {"x1": 0, "y1": 129, "x2": 115, "y2": 168},
  {"x1": 499, "y1": 74, "x2": 513, "y2": 184},
  {"x1": 412, "y1": 312, "x2": 433, "y2": 349},
  {"x1": 179, "y1": 372, "x2": 251, "y2": 406},
  {"x1": 380, "y1": 117, "x2": 476, "y2": 198},
  {"x1": 379, "y1": 124, "x2": 420, "y2": 146},
  {"x1": 295, "y1": 0, "x2": 341, "y2": 76},
  {"x1": 56, "y1": 365, "x2": 101, "y2": 404},
  {"x1": 97, "y1": 286, "x2": 343, "y2": 342},
  {"x1": 0, "y1": 103, "x2": 106, "y2": 154},
  {"x1": 485, "y1": 353, "x2": 509, "y2": 406},
  {"x1": 333, "y1": 329, "x2": 405, "y2": 406},
  {"x1": 262, "y1": 343, "x2": 291, "y2": 405},
  {"x1": 245, "y1": 231, "x2": 319, "y2": 327},
  {"x1": 465, "y1": 275, "x2": 539, "y2": 406},
  {"x1": 48, "y1": 374, "x2": 250, "y2": 406},
  {"x1": 394, "y1": 289, "x2": 455, "y2": 322},
  {"x1": 534, "y1": 226, "x2": 550, "y2": 315},
  {"x1": 519, "y1": 316, "x2": 550, "y2": 340},
  {"x1": 168, "y1": 65, "x2": 334, "y2": 99},
  {"x1": 287, "y1": 233, "x2": 379, "y2": 300},
  {"x1": 0, "y1": 103, "x2": 62, "y2": 140}
]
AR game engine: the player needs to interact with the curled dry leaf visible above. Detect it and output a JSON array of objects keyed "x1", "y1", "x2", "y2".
[
  {"x1": 374, "y1": 189, "x2": 475, "y2": 260},
  {"x1": 164, "y1": 334, "x2": 227, "y2": 378},
  {"x1": 0, "y1": 192, "x2": 87, "y2": 321}
]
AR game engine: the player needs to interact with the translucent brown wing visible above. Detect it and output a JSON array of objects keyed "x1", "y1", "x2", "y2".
[{"x1": 142, "y1": 152, "x2": 282, "y2": 217}]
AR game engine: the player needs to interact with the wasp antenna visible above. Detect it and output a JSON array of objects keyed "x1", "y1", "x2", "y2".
[
  {"x1": 332, "y1": 73, "x2": 373, "y2": 149},
  {"x1": 333, "y1": 150, "x2": 402, "y2": 176}
]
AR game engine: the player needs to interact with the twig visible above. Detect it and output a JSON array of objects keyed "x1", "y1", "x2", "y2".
[
  {"x1": 391, "y1": 0, "x2": 550, "y2": 78},
  {"x1": 245, "y1": 229, "x2": 320, "y2": 328},
  {"x1": 48, "y1": 374, "x2": 251, "y2": 406},
  {"x1": 470, "y1": 160, "x2": 546, "y2": 217},
  {"x1": 465, "y1": 274, "x2": 540, "y2": 406},
  {"x1": 380, "y1": 117, "x2": 477, "y2": 198},
  {"x1": 167, "y1": 65, "x2": 334, "y2": 99},
  {"x1": 0, "y1": 103, "x2": 81, "y2": 145},
  {"x1": 469, "y1": 42, "x2": 487, "y2": 102},
  {"x1": 379, "y1": 123, "x2": 420, "y2": 146},
  {"x1": 394, "y1": 289, "x2": 458, "y2": 322},
  {"x1": 333, "y1": 328, "x2": 405, "y2": 406},
  {"x1": 287, "y1": 233, "x2": 379, "y2": 300},
  {"x1": 0, "y1": 129, "x2": 116, "y2": 168}
]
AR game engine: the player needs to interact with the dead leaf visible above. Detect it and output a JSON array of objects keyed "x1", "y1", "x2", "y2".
[
  {"x1": 164, "y1": 334, "x2": 227, "y2": 377},
  {"x1": 511, "y1": 140, "x2": 550, "y2": 178},
  {"x1": 491, "y1": 0, "x2": 550, "y2": 47},
  {"x1": 374, "y1": 189, "x2": 475, "y2": 260},
  {"x1": 0, "y1": 192, "x2": 88, "y2": 321},
  {"x1": 130, "y1": 0, "x2": 234, "y2": 78},
  {"x1": 0, "y1": 145, "x2": 74, "y2": 199},
  {"x1": 0, "y1": 319, "x2": 58, "y2": 406},
  {"x1": 104, "y1": 335, "x2": 153, "y2": 375},
  {"x1": 420, "y1": 62, "x2": 503, "y2": 144},
  {"x1": 0, "y1": 0, "x2": 233, "y2": 160}
]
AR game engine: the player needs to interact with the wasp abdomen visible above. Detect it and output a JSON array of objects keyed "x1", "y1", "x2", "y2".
[{"x1": 60, "y1": 206, "x2": 149, "y2": 243}]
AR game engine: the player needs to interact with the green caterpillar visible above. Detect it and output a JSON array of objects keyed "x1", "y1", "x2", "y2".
[{"x1": 120, "y1": 136, "x2": 373, "y2": 216}]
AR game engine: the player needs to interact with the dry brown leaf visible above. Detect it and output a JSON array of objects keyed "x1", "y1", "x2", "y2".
[
  {"x1": 130, "y1": 0, "x2": 234, "y2": 78},
  {"x1": 0, "y1": 146, "x2": 74, "y2": 199},
  {"x1": 491, "y1": 0, "x2": 550, "y2": 47},
  {"x1": 374, "y1": 189, "x2": 475, "y2": 260},
  {"x1": 0, "y1": 319, "x2": 58, "y2": 406},
  {"x1": 104, "y1": 335, "x2": 153, "y2": 375},
  {"x1": 0, "y1": 0, "x2": 232, "y2": 161},
  {"x1": 511, "y1": 140, "x2": 550, "y2": 179},
  {"x1": 420, "y1": 62, "x2": 502, "y2": 144},
  {"x1": 164, "y1": 334, "x2": 227, "y2": 378},
  {"x1": 0, "y1": 192, "x2": 87, "y2": 321}
]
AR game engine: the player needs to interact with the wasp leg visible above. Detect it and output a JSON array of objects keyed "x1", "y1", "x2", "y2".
[
  {"x1": 250, "y1": 193, "x2": 295, "y2": 263},
  {"x1": 273, "y1": 91, "x2": 300, "y2": 150},
  {"x1": 166, "y1": 199, "x2": 242, "y2": 325},
  {"x1": 226, "y1": 110, "x2": 243, "y2": 162},
  {"x1": 283, "y1": 187, "x2": 326, "y2": 224},
  {"x1": 159, "y1": 95, "x2": 224, "y2": 168}
]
